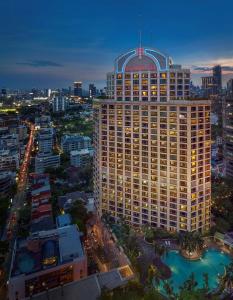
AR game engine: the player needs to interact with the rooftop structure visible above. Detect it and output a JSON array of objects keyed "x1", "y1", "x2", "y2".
[
  {"x1": 25, "y1": 266, "x2": 134, "y2": 300},
  {"x1": 70, "y1": 149, "x2": 92, "y2": 168},
  {"x1": 61, "y1": 135, "x2": 92, "y2": 154},
  {"x1": 9, "y1": 225, "x2": 87, "y2": 299},
  {"x1": 56, "y1": 214, "x2": 72, "y2": 228},
  {"x1": 35, "y1": 153, "x2": 60, "y2": 173}
]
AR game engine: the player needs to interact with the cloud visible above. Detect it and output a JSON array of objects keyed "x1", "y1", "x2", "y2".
[
  {"x1": 192, "y1": 65, "x2": 233, "y2": 72},
  {"x1": 16, "y1": 60, "x2": 63, "y2": 68}
]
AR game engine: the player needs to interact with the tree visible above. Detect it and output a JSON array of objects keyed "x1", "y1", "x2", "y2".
[
  {"x1": 154, "y1": 243, "x2": 168, "y2": 258},
  {"x1": 163, "y1": 280, "x2": 176, "y2": 300},
  {"x1": 219, "y1": 261, "x2": 233, "y2": 294},
  {"x1": 147, "y1": 264, "x2": 156, "y2": 286},
  {"x1": 179, "y1": 232, "x2": 203, "y2": 257},
  {"x1": 142, "y1": 224, "x2": 154, "y2": 243},
  {"x1": 0, "y1": 241, "x2": 9, "y2": 256},
  {"x1": 203, "y1": 273, "x2": 209, "y2": 292},
  {"x1": 68, "y1": 200, "x2": 88, "y2": 233}
]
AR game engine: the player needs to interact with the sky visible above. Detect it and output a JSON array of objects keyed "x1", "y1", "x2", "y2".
[{"x1": 1, "y1": 0, "x2": 233, "y2": 89}]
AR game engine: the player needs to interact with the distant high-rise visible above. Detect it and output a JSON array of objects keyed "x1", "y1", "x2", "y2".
[
  {"x1": 202, "y1": 76, "x2": 214, "y2": 98},
  {"x1": 94, "y1": 46, "x2": 211, "y2": 232},
  {"x1": 227, "y1": 79, "x2": 233, "y2": 97},
  {"x1": 74, "y1": 81, "x2": 82, "y2": 97},
  {"x1": 52, "y1": 96, "x2": 68, "y2": 113},
  {"x1": 213, "y1": 65, "x2": 222, "y2": 95},
  {"x1": 1, "y1": 88, "x2": 7, "y2": 97},
  {"x1": 223, "y1": 78, "x2": 233, "y2": 177},
  {"x1": 202, "y1": 65, "x2": 222, "y2": 98},
  {"x1": 89, "y1": 83, "x2": 97, "y2": 98}
]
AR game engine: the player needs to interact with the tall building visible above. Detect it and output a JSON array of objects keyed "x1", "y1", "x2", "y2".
[
  {"x1": 74, "y1": 81, "x2": 82, "y2": 97},
  {"x1": 94, "y1": 47, "x2": 211, "y2": 232},
  {"x1": 89, "y1": 83, "x2": 97, "y2": 98},
  {"x1": 202, "y1": 66, "x2": 222, "y2": 98},
  {"x1": 213, "y1": 65, "x2": 222, "y2": 95},
  {"x1": 227, "y1": 79, "x2": 233, "y2": 97},
  {"x1": 52, "y1": 95, "x2": 68, "y2": 113},
  {"x1": 201, "y1": 76, "x2": 214, "y2": 98},
  {"x1": 223, "y1": 95, "x2": 233, "y2": 178},
  {"x1": 38, "y1": 128, "x2": 53, "y2": 155}
]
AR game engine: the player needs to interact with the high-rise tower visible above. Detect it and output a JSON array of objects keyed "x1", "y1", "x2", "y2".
[{"x1": 94, "y1": 47, "x2": 211, "y2": 232}]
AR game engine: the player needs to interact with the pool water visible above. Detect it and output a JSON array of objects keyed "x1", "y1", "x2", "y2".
[
  {"x1": 159, "y1": 248, "x2": 231, "y2": 293},
  {"x1": 18, "y1": 253, "x2": 35, "y2": 274}
]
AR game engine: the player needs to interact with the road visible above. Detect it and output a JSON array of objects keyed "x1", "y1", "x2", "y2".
[
  {"x1": 0, "y1": 122, "x2": 35, "y2": 298},
  {"x1": 1, "y1": 122, "x2": 35, "y2": 242}
]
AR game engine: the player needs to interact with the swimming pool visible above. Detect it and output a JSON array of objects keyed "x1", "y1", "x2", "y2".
[
  {"x1": 159, "y1": 248, "x2": 231, "y2": 293},
  {"x1": 18, "y1": 253, "x2": 35, "y2": 274}
]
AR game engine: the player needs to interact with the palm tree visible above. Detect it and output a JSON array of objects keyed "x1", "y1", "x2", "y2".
[
  {"x1": 142, "y1": 224, "x2": 154, "y2": 243},
  {"x1": 154, "y1": 243, "x2": 168, "y2": 258},
  {"x1": 147, "y1": 264, "x2": 156, "y2": 286},
  {"x1": 163, "y1": 280, "x2": 176, "y2": 299},
  {"x1": 179, "y1": 232, "x2": 204, "y2": 257},
  {"x1": 219, "y1": 261, "x2": 233, "y2": 293},
  {"x1": 203, "y1": 273, "x2": 209, "y2": 292}
]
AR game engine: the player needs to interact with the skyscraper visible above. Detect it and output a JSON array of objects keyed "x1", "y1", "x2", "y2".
[
  {"x1": 94, "y1": 47, "x2": 211, "y2": 232},
  {"x1": 213, "y1": 65, "x2": 222, "y2": 95},
  {"x1": 227, "y1": 79, "x2": 233, "y2": 97},
  {"x1": 223, "y1": 80, "x2": 233, "y2": 178},
  {"x1": 201, "y1": 76, "x2": 214, "y2": 98},
  {"x1": 74, "y1": 81, "x2": 82, "y2": 97},
  {"x1": 89, "y1": 83, "x2": 97, "y2": 98}
]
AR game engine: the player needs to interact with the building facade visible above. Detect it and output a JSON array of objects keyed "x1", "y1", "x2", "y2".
[
  {"x1": 61, "y1": 135, "x2": 92, "y2": 154},
  {"x1": 37, "y1": 128, "x2": 53, "y2": 154},
  {"x1": 35, "y1": 153, "x2": 60, "y2": 173},
  {"x1": 94, "y1": 47, "x2": 211, "y2": 232},
  {"x1": 227, "y1": 79, "x2": 233, "y2": 97},
  {"x1": 223, "y1": 96, "x2": 233, "y2": 178},
  {"x1": 70, "y1": 149, "x2": 91, "y2": 167},
  {"x1": 74, "y1": 81, "x2": 82, "y2": 97},
  {"x1": 52, "y1": 96, "x2": 68, "y2": 113},
  {"x1": 8, "y1": 225, "x2": 87, "y2": 300},
  {"x1": 89, "y1": 84, "x2": 97, "y2": 99},
  {"x1": 213, "y1": 65, "x2": 222, "y2": 95}
]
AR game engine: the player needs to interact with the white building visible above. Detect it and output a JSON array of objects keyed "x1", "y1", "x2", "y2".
[
  {"x1": 70, "y1": 149, "x2": 92, "y2": 167},
  {"x1": 38, "y1": 128, "x2": 53, "y2": 154},
  {"x1": 35, "y1": 153, "x2": 60, "y2": 173},
  {"x1": 52, "y1": 96, "x2": 68, "y2": 113},
  {"x1": 61, "y1": 135, "x2": 92, "y2": 153}
]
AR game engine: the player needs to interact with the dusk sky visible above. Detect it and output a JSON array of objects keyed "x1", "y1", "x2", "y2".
[{"x1": 1, "y1": 0, "x2": 233, "y2": 89}]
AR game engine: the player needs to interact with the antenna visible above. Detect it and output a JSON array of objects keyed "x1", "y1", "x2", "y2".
[
  {"x1": 138, "y1": 13, "x2": 142, "y2": 59},
  {"x1": 139, "y1": 30, "x2": 142, "y2": 48},
  {"x1": 138, "y1": 13, "x2": 142, "y2": 47}
]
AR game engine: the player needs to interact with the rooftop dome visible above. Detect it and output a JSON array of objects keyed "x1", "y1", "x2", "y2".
[{"x1": 115, "y1": 47, "x2": 171, "y2": 73}]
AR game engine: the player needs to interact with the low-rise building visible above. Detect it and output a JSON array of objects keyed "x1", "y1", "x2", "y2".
[
  {"x1": 70, "y1": 149, "x2": 92, "y2": 167},
  {"x1": 0, "y1": 150, "x2": 19, "y2": 172},
  {"x1": 56, "y1": 214, "x2": 72, "y2": 228},
  {"x1": 35, "y1": 116, "x2": 51, "y2": 130},
  {"x1": 0, "y1": 171, "x2": 14, "y2": 197},
  {"x1": 27, "y1": 266, "x2": 134, "y2": 300},
  {"x1": 35, "y1": 153, "x2": 60, "y2": 173},
  {"x1": 61, "y1": 135, "x2": 92, "y2": 154},
  {"x1": 8, "y1": 225, "x2": 87, "y2": 299}
]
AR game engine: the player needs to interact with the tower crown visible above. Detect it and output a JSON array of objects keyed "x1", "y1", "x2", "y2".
[{"x1": 115, "y1": 47, "x2": 172, "y2": 73}]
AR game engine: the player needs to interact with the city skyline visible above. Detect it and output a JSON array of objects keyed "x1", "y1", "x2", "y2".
[{"x1": 1, "y1": 0, "x2": 233, "y2": 89}]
